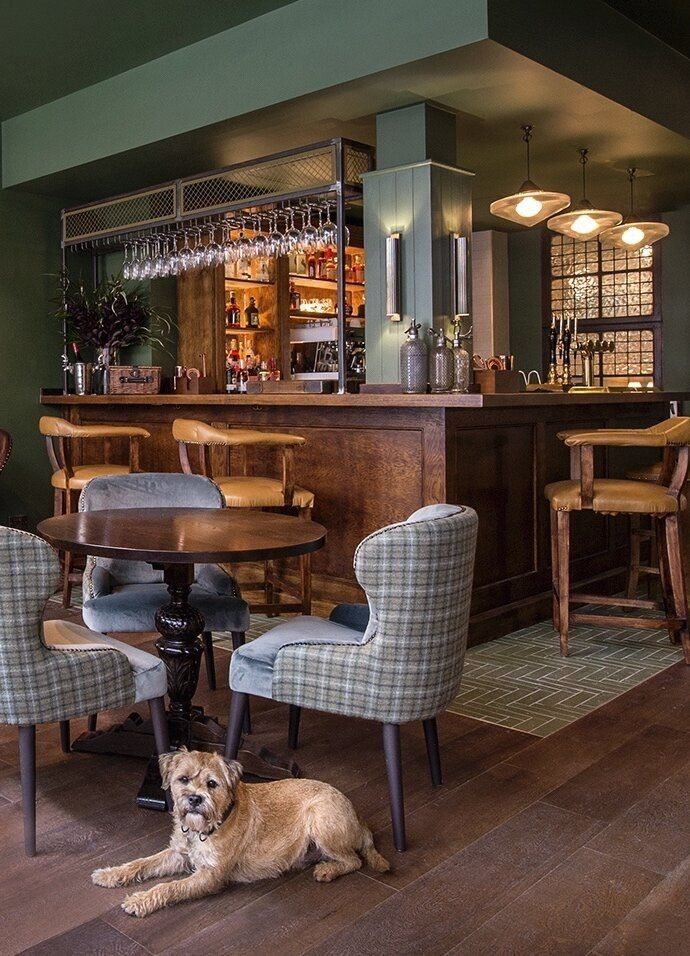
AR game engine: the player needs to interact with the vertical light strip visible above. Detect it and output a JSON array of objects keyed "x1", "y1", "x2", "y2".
[
  {"x1": 451, "y1": 233, "x2": 469, "y2": 320},
  {"x1": 385, "y1": 232, "x2": 402, "y2": 321}
]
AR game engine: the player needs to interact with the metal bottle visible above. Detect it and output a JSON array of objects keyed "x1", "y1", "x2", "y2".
[
  {"x1": 451, "y1": 320, "x2": 472, "y2": 393},
  {"x1": 427, "y1": 327, "x2": 454, "y2": 393},
  {"x1": 400, "y1": 321, "x2": 428, "y2": 393}
]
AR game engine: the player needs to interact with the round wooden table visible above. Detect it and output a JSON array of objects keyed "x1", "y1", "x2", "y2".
[{"x1": 38, "y1": 508, "x2": 326, "y2": 808}]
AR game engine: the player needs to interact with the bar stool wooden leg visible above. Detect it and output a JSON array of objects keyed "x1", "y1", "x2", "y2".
[
  {"x1": 662, "y1": 515, "x2": 690, "y2": 663},
  {"x1": 627, "y1": 514, "x2": 642, "y2": 599},
  {"x1": 556, "y1": 511, "x2": 570, "y2": 656},
  {"x1": 300, "y1": 553, "x2": 312, "y2": 616},
  {"x1": 550, "y1": 509, "x2": 560, "y2": 631},
  {"x1": 264, "y1": 560, "x2": 276, "y2": 616},
  {"x1": 657, "y1": 519, "x2": 680, "y2": 645},
  {"x1": 62, "y1": 489, "x2": 74, "y2": 608}
]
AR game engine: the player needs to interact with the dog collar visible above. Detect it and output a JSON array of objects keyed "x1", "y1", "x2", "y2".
[{"x1": 180, "y1": 801, "x2": 235, "y2": 841}]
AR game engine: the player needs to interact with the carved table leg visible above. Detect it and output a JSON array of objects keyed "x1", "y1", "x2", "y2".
[{"x1": 154, "y1": 563, "x2": 205, "y2": 747}]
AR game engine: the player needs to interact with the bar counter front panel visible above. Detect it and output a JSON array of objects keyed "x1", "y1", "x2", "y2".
[{"x1": 41, "y1": 391, "x2": 686, "y2": 645}]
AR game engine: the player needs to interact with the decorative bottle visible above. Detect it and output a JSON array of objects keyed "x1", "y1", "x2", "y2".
[
  {"x1": 400, "y1": 321, "x2": 427, "y2": 394},
  {"x1": 451, "y1": 320, "x2": 471, "y2": 393},
  {"x1": 427, "y1": 328, "x2": 453, "y2": 393}
]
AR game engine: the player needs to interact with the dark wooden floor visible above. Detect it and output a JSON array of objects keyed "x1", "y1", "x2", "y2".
[{"x1": 2, "y1": 603, "x2": 690, "y2": 956}]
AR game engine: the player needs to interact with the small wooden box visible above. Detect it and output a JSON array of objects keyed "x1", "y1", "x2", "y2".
[
  {"x1": 174, "y1": 375, "x2": 216, "y2": 395},
  {"x1": 474, "y1": 369, "x2": 522, "y2": 394}
]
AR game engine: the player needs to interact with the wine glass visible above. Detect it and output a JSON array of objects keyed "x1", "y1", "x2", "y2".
[
  {"x1": 251, "y1": 215, "x2": 269, "y2": 260},
  {"x1": 177, "y1": 230, "x2": 194, "y2": 272},
  {"x1": 204, "y1": 222, "x2": 222, "y2": 268},
  {"x1": 284, "y1": 207, "x2": 302, "y2": 251},
  {"x1": 122, "y1": 243, "x2": 133, "y2": 280},
  {"x1": 299, "y1": 205, "x2": 319, "y2": 252},
  {"x1": 268, "y1": 212, "x2": 286, "y2": 258}
]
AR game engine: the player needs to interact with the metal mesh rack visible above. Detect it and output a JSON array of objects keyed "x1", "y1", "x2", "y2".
[{"x1": 62, "y1": 139, "x2": 372, "y2": 246}]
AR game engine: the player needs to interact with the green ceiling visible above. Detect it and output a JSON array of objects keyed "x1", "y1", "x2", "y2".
[{"x1": 0, "y1": 0, "x2": 295, "y2": 120}]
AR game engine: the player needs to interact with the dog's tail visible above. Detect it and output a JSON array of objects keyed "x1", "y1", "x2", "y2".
[{"x1": 359, "y1": 819, "x2": 390, "y2": 872}]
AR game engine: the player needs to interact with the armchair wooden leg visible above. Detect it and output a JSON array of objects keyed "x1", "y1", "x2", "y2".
[
  {"x1": 148, "y1": 697, "x2": 170, "y2": 756},
  {"x1": 422, "y1": 718, "x2": 442, "y2": 786},
  {"x1": 382, "y1": 723, "x2": 406, "y2": 852},
  {"x1": 62, "y1": 490, "x2": 74, "y2": 608},
  {"x1": 556, "y1": 511, "x2": 570, "y2": 656},
  {"x1": 225, "y1": 692, "x2": 248, "y2": 760},
  {"x1": 202, "y1": 631, "x2": 217, "y2": 691},
  {"x1": 19, "y1": 725, "x2": 36, "y2": 856},
  {"x1": 87, "y1": 714, "x2": 97, "y2": 732},
  {"x1": 288, "y1": 705, "x2": 301, "y2": 750},
  {"x1": 59, "y1": 720, "x2": 70, "y2": 754},
  {"x1": 231, "y1": 632, "x2": 251, "y2": 734}
]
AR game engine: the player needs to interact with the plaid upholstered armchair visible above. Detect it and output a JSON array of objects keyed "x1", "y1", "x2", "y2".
[
  {"x1": 225, "y1": 504, "x2": 478, "y2": 851},
  {"x1": 0, "y1": 527, "x2": 169, "y2": 855}
]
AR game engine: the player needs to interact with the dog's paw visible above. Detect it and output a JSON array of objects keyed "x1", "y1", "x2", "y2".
[
  {"x1": 92, "y1": 866, "x2": 128, "y2": 888},
  {"x1": 122, "y1": 890, "x2": 156, "y2": 918},
  {"x1": 313, "y1": 862, "x2": 337, "y2": 883}
]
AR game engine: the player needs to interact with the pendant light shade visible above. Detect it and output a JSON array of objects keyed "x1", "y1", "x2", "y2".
[
  {"x1": 599, "y1": 168, "x2": 669, "y2": 251},
  {"x1": 547, "y1": 149, "x2": 622, "y2": 240},
  {"x1": 489, "y1": 125, "x2": 570, "y2": 226}
]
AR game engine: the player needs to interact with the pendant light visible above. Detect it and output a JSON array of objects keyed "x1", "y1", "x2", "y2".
[
  {"x1": 599, "y1": 167, "x2": 669, "y2": 252},
  {"x1": 547, "y1": 148, "x2": 622, "y2": 240},
  {"x1": 489, "y1": 125, "x2": 570, "y2": 226}
]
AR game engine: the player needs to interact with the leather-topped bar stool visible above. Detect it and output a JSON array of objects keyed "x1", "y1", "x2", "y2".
[
  {"x1": 626, "y1": 460, "x2": 663, "y2": 597},
  {"x1": 545, "y1": 416, "x2": 690, "y2": 662},
  {"x1": 172, "y1": 418, "x2": 315, "y2": 614},
  {"x1": 39, "y1": 415, "x2": 150, "y2": 606}
]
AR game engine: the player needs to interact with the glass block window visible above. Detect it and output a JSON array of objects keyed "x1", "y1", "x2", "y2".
[
  {"x1": 548, "y1": 234, "x2": 660, "y2": 385},
  {"x1": 572, "y1": 329, "x2": 655, "y2": 385},
  {"x1": 550, "y1": 236, "x2": 654, "y2": 321}
]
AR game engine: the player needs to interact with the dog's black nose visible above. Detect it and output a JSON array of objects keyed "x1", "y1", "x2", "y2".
[{"x1": 188, "y1": 794, "x2": 203, "y2": 808}]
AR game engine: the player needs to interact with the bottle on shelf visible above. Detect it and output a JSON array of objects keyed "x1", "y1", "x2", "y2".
[
  {"x1": 239, "y1": 255, "x2": 252, "y2": 280},
  {"x1": 324, "y1": 248, "x2": 336, "y2": 282},
  {"x1": 307, "y1": 251, "x2": 317, "y2": 278},
  {"x1": 400, "y1": 321, "x2": 428, "y2": 394},
  {"x1": 245, "y1": 296, "x2": 260, "y2": 328},
  {"x1": 295, "y1": 251, "x2": 307, "y2": 275},
  {"x1": 258, "y1": 259, "x2": 270, "y2": 282},
  {"x1": 353, "y1": 254, "x2": 365, "y2": 284},
  {"x1": 289, "y1": 282, "x2": 301, "y2": 311},
  {"x1": 317, "y1": 251, "x2": 327, "y2": 279},
  {"x1": 427, "y1": 327, "x2": 454, "y2": 393},
  {"x1": 451, "y1": 320, "x2": 471, "y2": 393},
  {"x1": 226, "y1": 292, "x2": 241, "y2": 327}
]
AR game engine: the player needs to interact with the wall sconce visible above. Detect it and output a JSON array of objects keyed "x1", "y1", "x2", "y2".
[
  {"x1": 450, "y1": 233, "x2": 469, "y2": 321},
  {"x1": 385, "y1": 232, "x2": 402, "y2": 321}
]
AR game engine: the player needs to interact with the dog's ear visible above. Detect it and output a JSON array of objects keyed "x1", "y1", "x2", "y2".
[
  {"x1": 218, "y1": 757, "x2": 243, "y2": 792},
  {"x1": 158, "y1": 750, "x2": 180, "y2": 790}
]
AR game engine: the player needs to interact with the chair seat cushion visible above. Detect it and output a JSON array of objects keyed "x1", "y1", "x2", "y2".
[
  {"x1": 626, "y1": 462, "x2": 663, "y2": 482},
  {"x1": 82, "y1": 582, "x2": 250, "y2": 635},
  {"x1": 43, "y1": 619, "x2": 167, "y2": 703},
  {"x1": 216, "y1": 476, "x2": 314, "y2": 509},
  {"x1": 545, "y1": 478, "x2": 684, "y2": 514},
  {"x1": 51, "y1": 464, "x2": 130, "y2": 490},
  {"x1": 230, "y1": 616, "x2": 367, "y2": 699}
]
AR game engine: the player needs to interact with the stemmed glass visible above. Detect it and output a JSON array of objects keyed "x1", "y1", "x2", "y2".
[
  {"x1": 221, "y1": 220, "x2": 236, "y2": 263},
  {"x1": 268, "y1": 212, "x2": 286, "y2": 258},
  {"x1": 122, "y1": 243, "x2": 133, "y2": 280},
  {"x1": 299, "y1": 204, "x2": 319, "y2": 252},
  {"x1": 204, "y1": 223, "x2": 223, "y2": 268},
  {"x1": 319, "y1": 205, "x2": 337, "y2": 249},
  {"x1": 235, "y1": 219, "x2": 253, "y2": 263},
  {"x1": 177, "y1": 230, "x2": 194, "y2": 272},
  {"x1": 284, "y1": 207, "x2": 302, "y2": 251}
]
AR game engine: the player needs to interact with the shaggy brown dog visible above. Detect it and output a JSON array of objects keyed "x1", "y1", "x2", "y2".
[{"x1": 92, "y1": 748, "x2": 389, "y2": 917}]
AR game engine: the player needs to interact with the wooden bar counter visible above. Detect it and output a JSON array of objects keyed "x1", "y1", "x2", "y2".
[{"x1": 41, "y1": 389, "x2": 689, "y2": 645}]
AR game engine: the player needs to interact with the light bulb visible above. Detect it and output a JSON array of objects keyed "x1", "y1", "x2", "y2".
[
  {"x1": 571, "y1": 214, "x2": 598, "y2": 235},
  {"x1": 515, "y1": 195, "x2": 543, "y2": 219},
  {"x1": 621, "y1": 225, "x2": 645, "y2": 246}
]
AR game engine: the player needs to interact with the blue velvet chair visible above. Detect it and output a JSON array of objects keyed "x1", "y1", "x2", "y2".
[
  {"x1": 225, "y1": 503, "x2": 478, "y2": 851},
  {"x1": 79, "y1": 473, "x2": 250, "y2": 691}
]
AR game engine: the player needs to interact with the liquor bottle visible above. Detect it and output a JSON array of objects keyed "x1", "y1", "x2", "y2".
[
  {"x1": 295, "y1": 251, "x2": 307, "y2": 275},
  {"x1": 226, "y1": 293, "x2": 241, "y2": 327},
  {"x1": 258, "y1": 258, "x2": 270, "y2": 282},
  {"x1": 324, "y1": 248, "x2": 336, "y2": 282},
  {"x1": 245, "y1": 296, "x2": 260, "y2": 328},
  {"x1": 353, "y1": 254, "x2": 364, "y2": 283},
  {"x1": 318, "y1": 252, "x2": 327, "y2": 279},
  {"x1": 239, "y1": 255, "x2": 252, "y2": 280},
  {"x1": 289, "y1": 282, "x2": 301, "y2": 311},
  {"x1": 307, "y1": 251, "x2": 317, "y2": 278}
]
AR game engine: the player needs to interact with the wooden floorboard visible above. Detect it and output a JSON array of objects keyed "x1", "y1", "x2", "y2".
[{"x1": 3, "y1": 603, "x2": 690, "y2": 955}]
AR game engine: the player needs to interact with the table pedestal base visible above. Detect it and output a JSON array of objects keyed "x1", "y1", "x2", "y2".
[{"x1": 72, "y1": 710, "x2": 300, "y2": 810}]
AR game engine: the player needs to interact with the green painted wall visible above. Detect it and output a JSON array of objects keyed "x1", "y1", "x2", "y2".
[
  {"x1": 2, "y1": 0, "x2": 488, "y2": 187},
  {"x1": 661, "y1": 206, "x2": 690, "y2": 391},
  {"x1": 507, "y1": 229, "x2": 543, "y2": 375},
  {"x1": 0, "y1": 188, "x2": 64, "y2": 528}
]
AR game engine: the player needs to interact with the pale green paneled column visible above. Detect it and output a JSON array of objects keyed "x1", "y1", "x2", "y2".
[{"x1": 363, "y1": 103, "x2": 474, "y2": 384}]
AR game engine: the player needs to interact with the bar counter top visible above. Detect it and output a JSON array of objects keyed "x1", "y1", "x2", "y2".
[{"x1": 40, "y1": 389, "x2": 690, "y2": 408}]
